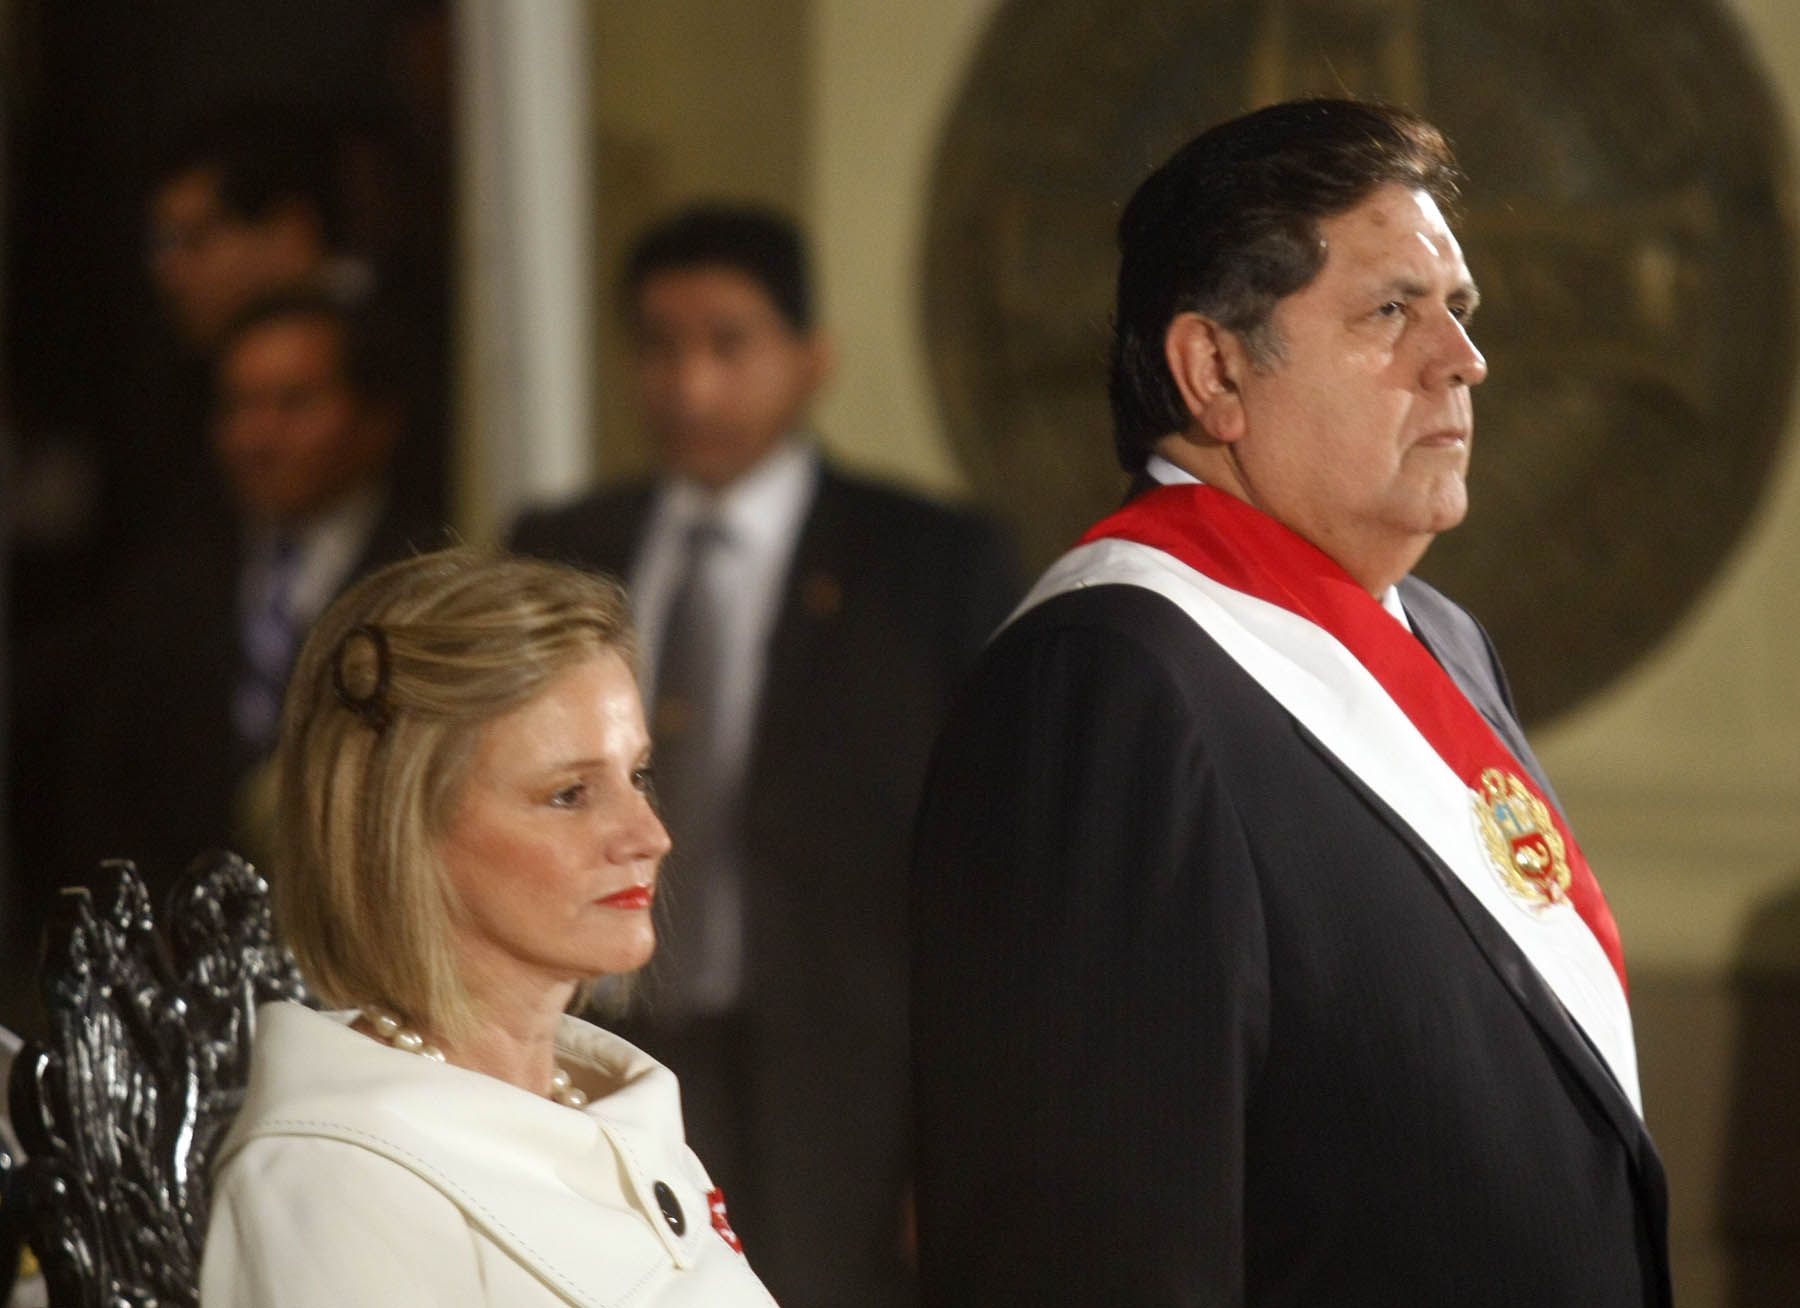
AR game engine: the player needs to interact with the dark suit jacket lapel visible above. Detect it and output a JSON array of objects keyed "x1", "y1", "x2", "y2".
[
  {"x1": 746, "y1": 467, "x2": 843, "y2": 774},
  {"x1": 1398, "y1": 577, "x2": 1562, "y2": 807},
  {"x1": 1280, "y1": 709, "x2": 1665, "y2": 1219},
  {"x1": 583, "y1": 484, "x2": 659, "y2": 578},
  {"x1": 1394, "y1": 587, "x2": 1669, "y2": 1265}
]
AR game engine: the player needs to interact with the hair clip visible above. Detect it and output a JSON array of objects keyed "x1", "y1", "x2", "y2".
[{"x1": 331, "y1": 622, "x2": 393, "y2": 732}]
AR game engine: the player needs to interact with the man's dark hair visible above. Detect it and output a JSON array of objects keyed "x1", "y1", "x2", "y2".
[
  {"x1": 154, "y1": 103, "x2": 345, "y2": 248},
  {"x1": 624, "y1": 204, "x2": 812, "y2": 332},
  {"x1": 1108, "y1": 98, "x2": 1461, "y2": 473},
  {"x1": 218, "y1": 290, "x2": 410, "y2": 408}
]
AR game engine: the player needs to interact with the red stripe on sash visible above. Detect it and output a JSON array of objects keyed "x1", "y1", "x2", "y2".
[{"x1": 1082, "y1": 483, "x2": 1626, "y2": 990}]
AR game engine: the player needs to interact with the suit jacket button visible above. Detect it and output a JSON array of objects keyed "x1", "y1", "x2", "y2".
[{"x1": 653, "y1": 1180, "x2": 686, "y2": 1236}]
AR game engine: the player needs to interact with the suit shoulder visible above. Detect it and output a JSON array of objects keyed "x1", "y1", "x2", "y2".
[
  {"x1": 819, "y1": 466, "x2": 1005, "y2": 541},
  {"x1": 812, "y1": 468, "x2": 1023, "y2": 635},
  {"x1": 1399, "y1": 575, "x2": 1508, "y2": 678},
  {"x1": 1398, "y1": 573, "x2": 1537, "y2": 731},
  {"x1": 1004, "y1": 580, "x2": 1208, "y2": 641},
  {"x1": 983, "y1": 583, "x2": 1227, "y2": 705},
  {"x1": 507, "y1": 480, "x2": 653, "y2": 566},
  {"x1": 512, "y1": 480, "x2": 651, "y2": 537},
  {"x1": 1397, "y1": 574, "x2": 1483, "y2": 640},
  {"x1": 98, "y1": 516, "x2": 240, "y2": 631}
]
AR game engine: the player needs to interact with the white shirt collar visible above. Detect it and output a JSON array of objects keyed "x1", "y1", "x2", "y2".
[
  {"x1": 1142, "y1": 454, "x2": 1411, "y2": 629},
  {"x1": 661, "y1": 438, "x2": 818, "y2": 550},
  {"x1": 241, "y1": 481, "x2": 385, "y2": 626},
  {"x1": 1144, "y1": 452, "x2": 1199, "y2": 488}
]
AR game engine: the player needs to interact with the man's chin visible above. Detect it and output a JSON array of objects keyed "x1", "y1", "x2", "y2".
[
  {"x1": 660, "y1": 437, "x2": 778, "y2": 490},
  {"x1": 1414, "y1": 474, "x2": 1469, "y2": 536}
]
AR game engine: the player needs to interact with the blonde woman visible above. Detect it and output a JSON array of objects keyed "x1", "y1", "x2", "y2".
[{"x1": 200, "y1": 548, "x2": 777, "y2": 1306}]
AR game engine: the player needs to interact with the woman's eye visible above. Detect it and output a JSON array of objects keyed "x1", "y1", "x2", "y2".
[
  {"x1": 631, "y1": 766, "x2": 656, "y2": 796},
  {"x1": 551, "y1": 783, "x2": 587, "y2": 809}
]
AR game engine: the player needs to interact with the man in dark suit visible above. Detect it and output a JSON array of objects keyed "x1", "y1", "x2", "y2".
[
  {"x1": 13, "y1": 291, "x2": 437, "y2": 935},
  {"x1": 911, "y1": 100, "x2": 1671, "y2": 1306},
  {"x1": 13, "y1": 106, "x2": 359, "y2": 648},
  {"x1": 510, "y1": 205, "x2": 1017, "y2": 1308}
]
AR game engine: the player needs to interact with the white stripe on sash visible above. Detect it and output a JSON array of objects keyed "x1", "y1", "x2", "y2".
[{"x1": 1013, "y1": 538, "x2": 1642, "y2": 1112}]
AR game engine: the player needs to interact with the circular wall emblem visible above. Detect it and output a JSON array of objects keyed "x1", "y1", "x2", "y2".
[{"x1": 926, "y1": 0, "x2": 1796, "y2": 722}]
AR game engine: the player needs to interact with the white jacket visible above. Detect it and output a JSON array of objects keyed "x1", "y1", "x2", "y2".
[{"x1": 200, "y1": 1003, "x2": 779, "y2": 1307}]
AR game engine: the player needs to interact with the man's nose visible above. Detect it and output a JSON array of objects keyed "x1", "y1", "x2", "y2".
[
  {"x1": 668, "y1": 350, "x2": 729, "y2": 413},
  {"x1": 1428, "y1": 313, "x2": 1488, "y2": 391}
]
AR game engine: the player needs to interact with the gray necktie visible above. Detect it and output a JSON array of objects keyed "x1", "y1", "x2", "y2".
[{"x1": 648, "y1": 517, "x2": 746, "y2": 1015}]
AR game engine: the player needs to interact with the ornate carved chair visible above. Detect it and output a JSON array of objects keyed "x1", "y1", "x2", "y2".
[{"x1": 7, "y1": 853, "x2": 308, "y2": 1308}]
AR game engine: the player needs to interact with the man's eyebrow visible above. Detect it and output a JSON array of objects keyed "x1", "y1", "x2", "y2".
[
  {"x1": 1360, "y1": 276, "x2": 1431, "y2": 303},
  {"x1": 1368, "y1": 276, "x2": 1481, "y2": 308}
]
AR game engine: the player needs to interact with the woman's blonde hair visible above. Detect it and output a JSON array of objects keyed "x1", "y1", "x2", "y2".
[{"x1": 274, "y1": 547, "x2": 636, "y2": 1040}]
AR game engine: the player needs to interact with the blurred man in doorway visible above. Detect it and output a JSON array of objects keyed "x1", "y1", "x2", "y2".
[
  {"x1": 147, "y1": 108, "x2": 361, "y2": 354},
  {"x1": 14, "y1": 293, "x2": 438, "y2": 937}
]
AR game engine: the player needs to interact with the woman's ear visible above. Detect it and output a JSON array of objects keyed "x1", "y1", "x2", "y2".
[{"x1": 1164, "y1": 312, "x2": 1248, "y2": 445}]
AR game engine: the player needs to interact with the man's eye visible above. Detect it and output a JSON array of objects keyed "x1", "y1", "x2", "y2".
[
  {"x1": 551, "y1": 783, "x2": 587, "y2": 809},
  {"x1": 1376, "y1": 300, "x2": 1405, "y2": 318},
  {"x1": 631, "y1": 766, "x2": 655, "y2": 796},
  {"x1": 1450, "y1": 303, "x2": 1477, "y2": 325}
]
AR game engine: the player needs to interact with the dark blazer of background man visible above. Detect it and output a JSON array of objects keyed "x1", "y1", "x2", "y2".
[
  {"x1": 911, "y1": 101, "x2": 1671, "y2": 1307},
  {"x1": 12, "y1": 293, "x2": 437, "y2": 958},
  {"x1": 511, "y1": 205, "x2": 1018, "y2": 1308}
]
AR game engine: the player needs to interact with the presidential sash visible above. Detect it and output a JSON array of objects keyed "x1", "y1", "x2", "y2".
[{"x1": 1012, "y1": 483, "x2": 1641, "y2": 1111}]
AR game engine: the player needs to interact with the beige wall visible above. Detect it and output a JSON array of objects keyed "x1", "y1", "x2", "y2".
[
  {"x1": 810, "y1": 0, "x2": 1001, "y2": 496},
  {"x1": 1546, "y1": 7, "x2": 1800, "y2": 1300},
  {"x1": 590, "y1": 0, "x2": 811, "y2": 477},
  {"x1": 1532, "y1": 0, "x2": 1800, "y2": 976}
]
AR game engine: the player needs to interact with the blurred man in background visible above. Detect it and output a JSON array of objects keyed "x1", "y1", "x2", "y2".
[
  {"x1": 511, "y1": 204, "x2": 1019, "y2": 1308},
  {"x1": 10, "y1": 106, "x2": 364, "y2": 647},
  {"x1": 11, "y1": 101, "x2": 448, "y2": 646},
  {"x1": 12, "y1": 292, "x2": 438, "y2": 955},
  {"x1": 147, "y1": 107, "x2": 364, "y2": 355}
]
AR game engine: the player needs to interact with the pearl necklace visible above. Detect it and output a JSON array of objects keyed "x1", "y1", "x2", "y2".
[{"x1": 364, "y1": 1007, "x2": 589, "y2": 1110}]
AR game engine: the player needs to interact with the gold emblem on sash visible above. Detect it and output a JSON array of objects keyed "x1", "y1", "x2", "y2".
[{"x1": 1473, "y1": 768, "x2": 1572, "y2": 909}]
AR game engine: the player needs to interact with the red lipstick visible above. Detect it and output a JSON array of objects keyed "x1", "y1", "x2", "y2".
[{"x1": 597, "y1": 885, "x2": 653, "y2": 910}]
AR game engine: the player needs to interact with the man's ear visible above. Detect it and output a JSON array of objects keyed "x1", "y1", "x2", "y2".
[
  {"x1": 1164, "y1": 312, "x2": 1249, "y2": 444},
  {"x1": 803, "y1": 331, "x2": 836, "y2": 396}
]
